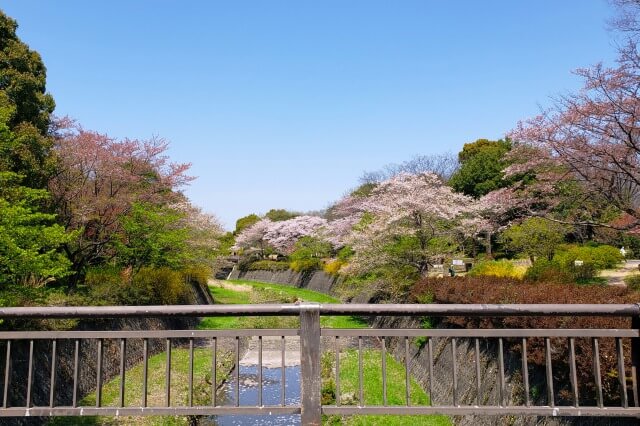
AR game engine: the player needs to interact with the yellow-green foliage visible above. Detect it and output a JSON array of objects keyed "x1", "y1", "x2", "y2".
[
  {"x1": 181, "y1": 263, "x2": 212, "y2": 286},
  {"x1": 554, "y1": 244, "x2": 623, "y2": 270},
  {"x1": 625, "y1": 274, "x2": 640, "y2": 291},
  {"x1": 323, "y1": 259, "x2": 344, "y2": 275},
  {"x1": 468, "y1": 259, "x2": 527, "y2": 279},
  {"x1": 247, "y1": 260, "x2": 290, "y2": 271},
  {"x1": 290, "y1": 258, "x2": 322, "y2": 272},
  {"x1": 133, "y1": 267, "x2": 190, "y2": 305}
]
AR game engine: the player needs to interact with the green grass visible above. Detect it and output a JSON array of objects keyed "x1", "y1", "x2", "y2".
[
  {"x1": 229, "y1": 279, "x2": 341, "y2": 303},
  {"x1": 51, "y1": 347, "x2": 233, "y2": 426},
  {"x1": 575, "y1": 276, "x2": 608, "y2": 285},
  {"x1": 202, "y1": 280, "x2": 368, "y2": 329},
  {"x1": 322, "y1": 349, "x2": 450, "y2": 426}
]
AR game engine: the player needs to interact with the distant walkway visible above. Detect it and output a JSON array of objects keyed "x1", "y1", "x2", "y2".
[{"x1": 600, "y1": 259, "x2": 640, "y2": 286}]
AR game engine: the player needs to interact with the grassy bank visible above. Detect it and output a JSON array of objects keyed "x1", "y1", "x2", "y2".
[
  {"x1": 200, "y1": 279, "x2": 368, "y2": 329},
  {"x1": 52, "y1": 347, "x2": 233, "y2": 426},
  {"x1": 323, "y1": 349, "x2": 450, "y2": 426}
]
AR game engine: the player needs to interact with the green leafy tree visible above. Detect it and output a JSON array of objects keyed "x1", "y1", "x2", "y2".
[
  {"x1": 114, "y1": 202, "x2": 190, "y2": 272},
  {"x1": 0, "y1": 11, "x2": 56, "y2": 189},
  {"x1": 265, "y1": 208, "x2": 298, "y2": 222},
  {"x1": 289, "y1": 236, "x2": 333, "y2": 272},
  {"x1": 0, "y1": 97, "x2": 71, "y2": 287},
  {"x1": 0, "y1": 11, "x2": 54, "y2": 133},
  {"x1": 234, "y1": 214, "x2": 260, "y2": 235},
  {"x1": 449, "y1": 138, "x2": 512, "y2": 198},
  {"x1": 0, "y1": 176, "x2": 72, "y2": 287},
  {"x1": 501, "y1": 217, "x2": 570, "y2": 262}
]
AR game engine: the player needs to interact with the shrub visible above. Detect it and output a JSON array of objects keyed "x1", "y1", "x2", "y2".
[
  {"x1": 290, "y1": 258, "x2": 322, "y2": 273},
  {"x1": 182, "y1": 263, "x2": 212, "y2": 287},
  {"x1": 624, "y1": 274, "x2": 640, "y2": 291},
  {"x1": 524, "y1": 259, "x2": 573, "y2": 283},
  {"x1": 323, "y1": 259, "x2": 344, "y2": 275},
  {"x1": 132, "y1": 267, "x2": 190, "y2": 305},
  {"x1": 411, "y1": 276, "x2": 636, "y2": 406},
  {"x1": 554, "y1": 244, "x2": 623, "y2": 270},
  {"x1": 84, "y1": 266, "x2": 129, "y2": 305},
  {"x1": 467, "y1": 259, "x2": 527, "y2": 279},
  {"x1": 247, "y1": 260, "x2": 290, "y2": 272},
  {"x1": 85, "y1": 266, "x2": 191, "y2": 305}
]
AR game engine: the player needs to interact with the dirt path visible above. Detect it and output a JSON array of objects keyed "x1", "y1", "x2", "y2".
[
  {"x1": 600, "y1": 259, "x2": 640, "y2": 286},
  {"x1": 208, "y1": 278, "x2": 252, "y2": 292}
]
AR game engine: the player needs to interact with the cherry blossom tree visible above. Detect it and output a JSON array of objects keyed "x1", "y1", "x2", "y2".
[
  {"x1": 508, "y1": 7, "x2": 640, "y2": 230},
  {"x1": 49, "y1": 120, "x2": 193, "y2": 281},
  {"x1": 343, "y1": 172, "x2": 483, "y2": 276},
  {"x1": 232, "y1": 218, "x2": 272, "y2": 255},
  {"x1": 263, "y1": 215, "x2": 328, "y2": 254},
  {"x1": 234, "y1": 215, "x2": 330, "y2": 256}
]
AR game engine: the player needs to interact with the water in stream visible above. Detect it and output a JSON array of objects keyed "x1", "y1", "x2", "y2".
[{"x1": 201, "y1": 365, "x2": 302, "y2": 425}]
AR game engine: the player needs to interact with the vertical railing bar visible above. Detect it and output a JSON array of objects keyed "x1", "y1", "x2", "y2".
[
  {"x1": 73, "y1": 339, "x2": 80, "y2": 408},
  {"x1": 335, "y1": 336, "x2": 341, "y2": 407},
  {"x1": 235, "y1": 336, "x2": 240, "y2": 407},
  {"x1": 475, "y1": 338, "x2": 481, "y2": 406},
  {"x1": 427, "y1": 337, "x2": 434, "y2": 406},
  {"x1": 569, "y1": 337, "x2": 579, "y2": 408},
  {"x1": 522, "y1": 337, "x2": 530, "y2": 407},
  {"x1": 189, "y1": 337, "x2": 194, "y2": 407},
  {"x1": 545, "y1": 337, "x2": 554, "y2": 407},
  {"x1": 593, "y1": 337, "x2": 603, "y2": 408},
  {"x1": 498, "y1": 337, "x2": 505, "y2": 407},
  {"x1": 50, "y1": 339, "x2": 57, "y2": 408},
  {"x1": 142, "y1": 338, "x2": 148, "y2": 408},
  {"x1": 381, "y1": 337, "x2": 387, "y2": 406},
  {"x1": 358, "y1": 336, "x2": 364, "y2": 406},
  {"x1": 165, "y1": 338, "x2": 171, "y2": 407},
  {"x1": 258, "y1": 336, "x2": 263, "y2": 407},
  {"x1": 281, "y1": 335, "x2": 285, "y2": 407},
  {"x1": 119, "y1": 338, "x2": 126, "y2": 408},
  {"x1": 211, "y1": 337, "x2": 217, "y2": 407},
  {"x1": 452, "y1": 337, "x2": 458, "y2": 407},
  {"x1": 25, "y1": 340, "x2": 33, "y2": 408},
  {"x1": 632, "y1": 315, "x2": 640, "y2": 408},
  {"x1": 96, "y1": 339, "x2": 102, "y2": 408},
  {"x1": 405, "y1": 336, "x2": 410, "y2": 407},
  {"x1": 617, "y1": 337, "x2": 629, "y2": 408},
  {"x1": 2, "y1": 340, "x2": 9, "y2": 408}
]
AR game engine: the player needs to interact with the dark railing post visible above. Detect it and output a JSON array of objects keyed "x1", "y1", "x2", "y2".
[
  {"x1": 299, "y1": 303, "x2": 322, "y2": 425},
  {"x1": 632, "y1": 306, "x2": 640, "y2": 408}
]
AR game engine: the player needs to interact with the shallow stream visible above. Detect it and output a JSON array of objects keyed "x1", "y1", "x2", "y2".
[{"x1": 201, "y1": 365, "x2": 302, "y2": 425}]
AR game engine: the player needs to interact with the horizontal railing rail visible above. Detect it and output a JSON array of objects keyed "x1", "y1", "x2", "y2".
[
  {"x1": 0, "y1": 303, "x2": 638, "y2": 425},
  {"x1": 0, "y1": 303, "x2": 639, "y2": 318}
]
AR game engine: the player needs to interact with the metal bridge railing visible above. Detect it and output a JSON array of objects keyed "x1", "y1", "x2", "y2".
[{"x1": 0, "y1": 303, "x2": 638, "y2": 425}]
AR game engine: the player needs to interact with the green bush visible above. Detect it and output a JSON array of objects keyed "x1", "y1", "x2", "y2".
[
  {"x1": 467, "y1": 259, "x2": 527, "y2": 279},
  {"x1": 84, "y1": 266, "x2": 191, "y2": 305},
  {"x1": 132, "y1": 267, "x2": 190, "y2": 305},
  {"x1": 554, "y1": 244, "x2": 623, "y2": 270},
  {"x1": 323, "y1": 259, "x2": 344, "y2": 275},
  {"x1": 624, "y1": 274, "x2": 640, "y2": 291},
  {"x1": 182, "y1": 263, "x2": 212, "y2": 286},
  {"x1": 247, "y1": 260, "x2": 290, "y2": 271},
  {"x1": 290, "y1": 258, "x2": 322, "y2": 273},
  {"x1": 84, "y1": 266, "x2": 129, "y2": 305},
  {"x1": 524, "y1": 259, "x2": 573, "y2": 283}
]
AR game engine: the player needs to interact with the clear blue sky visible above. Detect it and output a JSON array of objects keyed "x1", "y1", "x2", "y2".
[{"x1": 1, "y1": 0, "x2": 620, "y2": 229}]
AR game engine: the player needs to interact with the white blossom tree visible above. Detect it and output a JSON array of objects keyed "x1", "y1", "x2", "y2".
[
  {"x1": 263, "y1": 215, "x2": 328, "y2": 254},
  {"x1": 343, "y1": 172, "x2": 484, "y2": 276}
]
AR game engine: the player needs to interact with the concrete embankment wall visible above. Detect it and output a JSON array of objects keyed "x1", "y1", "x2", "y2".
[{"x1": 228, "y1": 268, "x2": 342, "y2": 295}]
